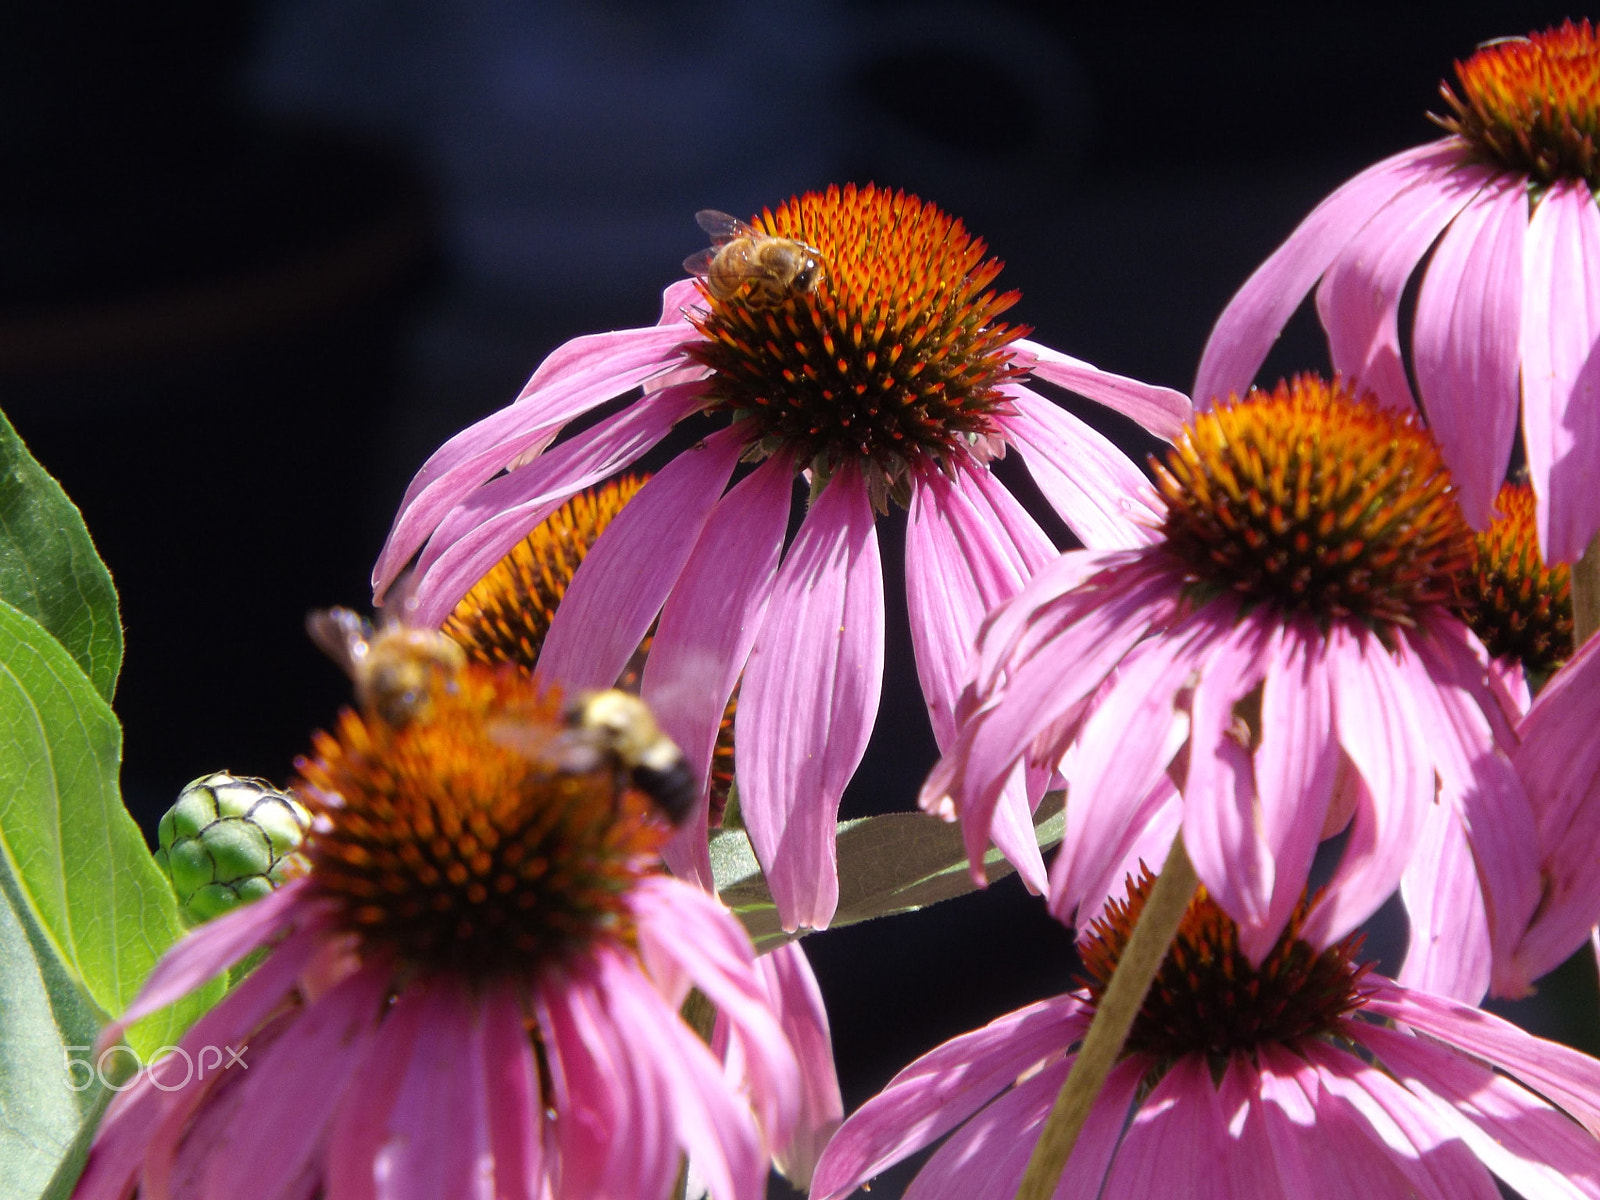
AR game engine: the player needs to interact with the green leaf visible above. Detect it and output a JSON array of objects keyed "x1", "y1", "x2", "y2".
[
  {"x1": 0, "y1": 410, "x2": 121, "y2": 701},
  {"x1": 715, "y1": 792, "x2": 1066, "y2": 951},
  {"x1": 0, "y1": 836, "x2": 108, "y2": 1198},
  {"x1": 0, "y1": 597, "x2": 216, "y2": 1059}
]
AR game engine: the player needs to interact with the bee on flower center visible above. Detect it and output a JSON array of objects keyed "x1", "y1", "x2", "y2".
[
  {"x1": 682, "y1": 209, "x2": 825, "y2": 308},
  {"x1": 307, "y1": 607, "x2": 467, "y2": 728}
]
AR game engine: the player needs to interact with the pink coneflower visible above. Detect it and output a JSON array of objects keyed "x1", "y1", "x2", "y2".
[
  {"x1": 811, "y1": 872, "x2": 1600, "y2": 1200},
  {"x1": 1507, "y1": 632, "x2": 1600, "y2": 992},
  {"x1": 372, "y1": 183, "x2": 1190, "y2": 931},
  {"x1": 923, "y1": 374, "x2": 1539, "y2": 998},
  {"x1": 1195, "y1": 20, "x2": 1600, "y2": 563},
  {"x1": 73, "y1": 665, "x2": 798, "y2": 1200}
]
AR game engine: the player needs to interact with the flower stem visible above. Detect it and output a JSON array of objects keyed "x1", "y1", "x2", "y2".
[
  {"x1": 1013, "y1": 833, "x2": 1199, "y2": 1200},
  {"x1": 1573, "y1": 533, "x2": 1600, "y2": 648}
]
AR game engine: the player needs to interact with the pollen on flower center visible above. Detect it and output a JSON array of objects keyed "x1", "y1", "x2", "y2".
[
  {"x1": 1435, "y1": 19, "x2": 1600, "y2": 185},
  {"x1": 686, "y1": 183, "x2": 1029, "y2": 505},
  {"x1": 295, "y1": 667, "x2": 665, "y2": 978},
  {"x1": 1154, "y1": 374, "x2": 1473, "y2": 631},
  {"x1": 1079, "y1": 868, "x2": 1369, "y2": 1063},
  {"x1": 1454, "y1": 481, "x2": 1574, "y2": 675}
]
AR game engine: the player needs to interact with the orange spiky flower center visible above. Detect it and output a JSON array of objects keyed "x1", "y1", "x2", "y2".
[
  {"x1": 1154, "y1": 374, "x2": 1473, "y2": 632},
  {"x1": 1434, "y1": 19, "x2": 1600, "y2": 186},
  {"x1": 1454, "y1": 481, "x2": 1573, "y2": 676},
  {"x1": 1079, "y1": 869, "x2": 1370, "y2": 1064},
  {"x1": 296, "y1": 666, "x2": 666, "y2": 980},
  {"x1": 444, "y1": 476, "x2": 738, "y2": 823},
  {"x1": 686, "y1": 183, "x2": 1029, "y2": 509}
]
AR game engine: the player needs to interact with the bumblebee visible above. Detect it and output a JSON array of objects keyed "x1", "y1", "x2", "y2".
[{"x1": 306, "y1": 607, "x2": 467, "y2": 729}]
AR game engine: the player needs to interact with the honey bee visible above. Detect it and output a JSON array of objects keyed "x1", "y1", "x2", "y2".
[
  {"x1": 490, "y1": 689, "x2": 697, "y2": 827},
  {"x1": 307, "y1": 607, "x2": 467, "y2": 729},
  {"x1": 682, "y1": 209, "x2": 825, "y2": 308}
]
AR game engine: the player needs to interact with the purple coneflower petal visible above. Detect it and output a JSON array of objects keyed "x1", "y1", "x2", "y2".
[
  {"x1": 98, "y1": 879, "x2": 313, "y2": 1045},
  {"x1": 1316, "y1": 163, "x2": 1489, "y2": 414},
  {"x1": 1512, "y1": 636, "x2": 1600, "y2": 985},
  {"x1": 997, "y1": 385, "x2": 1164, "y2": 549},
  {"x1": 537, "y1": 426, "x2": 744, "y2": 689},
  {"x1": 1364, "y1": 979, "x2": 1600, "y2": 1137},
  {"x1": 1194, "y1": 140, "x2": 1464, "y2": 408},
  {"x1": 1305, "y1": 624, "x2": 1432, "y2": 948},
  {"x1": 1354, "y1": 1023, "x2": 1600, "y2": 1199},
  {"x1": 1300, "y1": 1042, "x2": 1501, "y2": 1200},
  {"x1": 643, "y1": 453, "x2": 794, "y2": 886},
  {"x1": 1521, "y1": 179, "x2": 1600, "y2": 563},
  {"x1": 631, "y1": 876, "x2": 799, "y2": 1144},
  {"x1": 1058, "y1": 775, "x2": 1182, "y2": 931},
  {"x1": 808, "y1": 994, "x2": 1089, "y2": 1200},
  {"x1": 1100, "y1": 1055, "x2": 1235, "y2": 1200},
  {"x1": 409, "y1": 381, "x2": 706, "y2": 625},
  {"x1": 601, "y1": 947, "x2": 766, "y2": 1200},
  {"x1": 1182, "y1": 614, "x2": 1276, "y2": 940},
  {"x1": 536, "y1": 965, "x2": 626, "y2": 1200},
  {"x1": 481, "y1": 984, "x2": 542, "y2": 1200},
  {"x1": 738, "y1": 465, "x2": 884, "y2": 931},
  {"x1": 751, "y1": 943, "x2": 841, "y2": 1188},
  {"x1": 192, "y1": 964, "x2": 388, "y2": 1200},
  {"x1": 1397, "y1": 796, "x2": 1491, "y2": 1003},
  {"x1": 1047, "y1": 623, "x2": 1208, "y2": 922},
  {"x1": 1012, "y1": 337, "x2": 1191, "y2": 439},
  {"x1": 901, "y1": 1060, "x2": 1065, "y2": 1200},
  {"x1": 324, "y1": 977, "x2": 429, "y2": 1200},
  {"x1": 1403, "y1": 621, "x2": 1538, "y2": 995},
  {"x1": 905, "y1": 466, "x2": 1054, "y2": 890},
  {"x1": 1412, "y1": 172, "x2": 1527, "y2": 530},
  {"x1": 1250, "y1": 620, "x2": 1338, "y2": 961},
  {"x1": 375, "y1": 322, "x2": 695, "y2": 600}
]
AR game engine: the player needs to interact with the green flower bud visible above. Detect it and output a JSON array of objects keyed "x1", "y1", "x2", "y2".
[{"x1": 155, "y1": 772, "x2": 310, "y2": 925}]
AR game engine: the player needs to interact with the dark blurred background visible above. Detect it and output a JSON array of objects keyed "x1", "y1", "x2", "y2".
[{"x1": 3, "y1": 1, "x2": 1593, "y2": 1191}]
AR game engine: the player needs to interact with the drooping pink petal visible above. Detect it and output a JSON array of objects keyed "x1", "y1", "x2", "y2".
[
  {"x1": 1403, "y1": 620, "x2": 1538, "y2": 997},
  {"x1": 997, "y1": 385, "x2": 1165, "y2": 549},
  {"x1": 374, "y1": 322, "x2": 696, "y2": 599},
  {"x1": 905, "y1": 464, "x2": 1056, "y2": 891},
  {"x1": 599, "y1": 948, "x2": 766, "y2": 1200},
  {"x1": 97, "y1": 879, "x2": 317, "y2": 1047},
  {"x1": 480, "y1": 983, "x2": 543, "y2": 1200},
  {"x1": 1397, "y1": 794, "x2": 1491, "y2": 1004},
  {"x1": 1047, "y1": 617, "x2": 1215, "y2": 924},
  {"x1": 1061, "y1": 774, "x2": 1182, "y2": 932},
  {"x1": 407, "y1": 381, "x2": 706, "y2": 625},
  {"x1": 536, "y1": 425, "x2": 744, "y2": 689},
  {"x1": 1194, "y1": 141, "x2": 1466, "y2": 409},
  {"x1": 1512, "y1": 636, "x2": 1600, "y2": 986},
  {"x1": 644, "y1": 453, "x2": 795, "y2": 886},
  {"x1": 1364, "y1": 977, "x2": 1600, "y2": 1137},
  {"x1": 1412, "y1": 173, "x2": 1528, "y2": 530},
  {"x1": 751, "y1": 943, "x2": 842, "y2": 1188},
  {"x1": 1521, "y1": 179, "x2": 1600, "y2": 563},
  {"x1": 1247, "y1": 619, "x2": 1338, "y2": 961},
  {"x1": 1013, "y1": 337, "x2": 1192, "y2": 439},
  {"x1": 1181, "y1": 613, "x2": 1276, "y2": 941},
  {"x1": 738, "y1": 464, "x2": 884, "y2": 931},
  {"x1": 922, "y1": 558, "x2": 1177, "y2": 861},
  {"x1": 1354, "y1": 1022, "x2": 1600, "y2": 1199},
  {"x1": 1315, "y1": 164, "x2": 1490, "y2": 413},
  {"x1": 1099, "y1": 1055, "x2": 1235, "y2": 1200},
  {"x1": 1299, "y1": 1041, "x2": 1502, "y2": 1200},
  {"x1": 1210, "y1": 1056, "x2": 1286, "y2": 1199},
  {"x1": 324, "y1": 975, "x2": 430, "y2": 1200},
  {"x1": 188, "y1": 964, "x2": 389, "y2": 1200},
  {"x1": 630, "y1": 876, "x2": 799, "y2": 1145},
  {"x1": 1304, "y1": 623, "x2": 1433, "y2": 948},
  {"x1": 808, "y1": 994, "x2": 1089, "y2": 1200}
]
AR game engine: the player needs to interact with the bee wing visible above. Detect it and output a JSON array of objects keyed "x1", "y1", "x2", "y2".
[
  {"x1": 488, "y1": 719, "x2": 605, "y2": 773},
  {"x1": 694, "y1": 209, "x2": 756, "y2": 243},
  {"x1": 682, "y1": 247, "x2": 719, "y2": 277},
  {"x1": 307, "y1": 607, "x2": 373, "y2": 678}
]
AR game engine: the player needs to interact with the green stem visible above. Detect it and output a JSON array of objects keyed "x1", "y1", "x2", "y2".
[
  {"x1": 1013, "y1": 834, "x2": 1199, "y2": 1200},
  {"x1": 1572, "y1": 533, "x2": 1600, "y2": 649}
]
